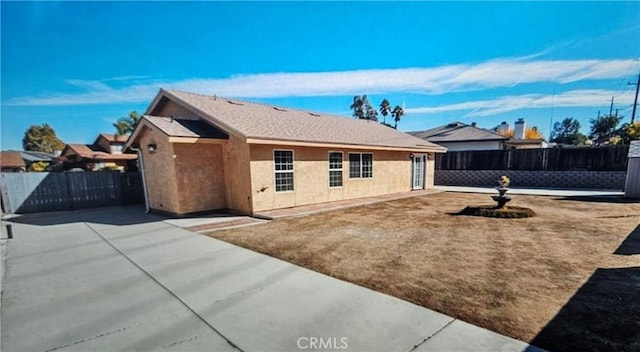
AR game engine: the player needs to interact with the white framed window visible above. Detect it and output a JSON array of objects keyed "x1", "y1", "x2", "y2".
[
  {"x1": 111, "y1": 144, "x2": 124, "y2": 154},
  {"x1": 274, "y1": 150, "x2": 294, "y2": 192},
  {"x1": 329, "y1": 152, "x2": 343, "y2": 187},
  {"x1": 349, "y1": 153, "x2": 373, "y2": 179}
]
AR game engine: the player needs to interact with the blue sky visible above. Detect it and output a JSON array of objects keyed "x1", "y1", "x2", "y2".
[{"x1": 2, "y1": 1, "x2": 639, "y2": 150}]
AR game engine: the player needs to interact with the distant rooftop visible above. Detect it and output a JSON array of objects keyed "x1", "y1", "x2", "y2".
[{"x1": 409, "y1": 122, "x2": 508, "y2": 143}]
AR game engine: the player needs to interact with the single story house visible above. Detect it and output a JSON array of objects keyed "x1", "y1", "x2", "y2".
[
  {"x1": 410, "y1": 120, "x2": 547, "y2": 151},
  {"x1": 126, "y1": 88, "x2": 446, "y2": 216},
  {"x1": 19, "y1": 150, "x2": 56, "y2": 167},
  {"x1": 61, "y1": 134, "x2": 137, "y2": 171},
  {"x1": 1, "y1": 151, "x2": 26, "y2": 172},
  {"x1": 409, "y1": 122, "x2": 508, "y2": 151}
]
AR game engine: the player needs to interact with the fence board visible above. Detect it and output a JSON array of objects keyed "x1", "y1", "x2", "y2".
[
  {"x1": 436, "y1": 145, "x2": 629, "y2": 171},
  {"x1": 0, "y1": 172, "x2": 143, "y2": 214}
]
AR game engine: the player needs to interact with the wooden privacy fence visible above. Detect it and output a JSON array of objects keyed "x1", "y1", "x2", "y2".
[
  {"x1": 436, "y1": 145, "x2": 629, "y2": 171},
  {"x1": 0, "y1": 172, "x2": 144, "y2": 214}
]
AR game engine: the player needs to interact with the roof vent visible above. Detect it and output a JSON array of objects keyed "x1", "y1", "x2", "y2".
[
  {"x1": 227, "y1": 100, "x2": 243, "y2": 105},
  {"x1": 273, "y1": 107, "x2": 287, "y2": 112}
]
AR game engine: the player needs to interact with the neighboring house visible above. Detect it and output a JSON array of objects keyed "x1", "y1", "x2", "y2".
[
  {"x1": 1, "y1": 151, "x2": 26, "y2": 172},
  {"x1": 126, "y1": 88, "x2": 446, "y2": 216},
  {"x1": 61, "y1": 134, "x2": 137, "y2": 171},
  {"x1": 410, "y1": 120, "x2": 547, "y2": 151},
  {"x1": 18, "y1": 150, "x2": 56, "y2": 170},
  {"x1": 94, "y1": 133, "x2": 128, "y2": 154},
  {"x1": 409, "y1": 122, "x2": 508, "y2": 151}
]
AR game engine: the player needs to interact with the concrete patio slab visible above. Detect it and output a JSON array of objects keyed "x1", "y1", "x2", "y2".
[
  {"x1": 2, "y1": 206, "x2": 546, "y2": 352},
  {"x1": 1, "y1": 219, "x2": 235, "y2": 352},
  {"x1": 414, "y1": 320, "x2": 546, "y2": 352}
]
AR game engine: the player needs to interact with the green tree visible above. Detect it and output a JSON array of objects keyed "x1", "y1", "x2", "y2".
[
  {"x1": 365, "y1": 103, "x2": 378, "y2": 122},
  {"x1": 620, "y1": 122, "x2": 640, "y2": 144},
  {"x1": 379, "y1": 99, "x2": 391, "y2": 125},
  {"x1": 22, "y1": 124, "x2": 65, "y2": 154},
  {"x1": 589, "y1": 114, "x2": 622, "y2": 139},
  {"x1": 551, "y1": 117, "x2": 587, "y2": 145},
  {"x1": 350, "y1": 95, "x2": 378, "y2": 121},
  {"x1": 391, "y1": 105, "x2": 404, "y2": 129},
  {"x1": 113, "y1": 111, "x2": 141, "y2": 136}
]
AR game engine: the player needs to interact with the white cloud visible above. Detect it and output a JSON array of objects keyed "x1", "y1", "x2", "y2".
[
  {"x1": 5, "y1": 56, "x2": 639, "y2": 106},
  {"x1": 405, "y1": 89, "x2": 637, "y2": 117}
]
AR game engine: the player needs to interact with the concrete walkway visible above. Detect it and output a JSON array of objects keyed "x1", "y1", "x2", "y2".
[
  {"x1": 254, "y1": 189, "x2": 441, "y2": 219},
  {"x1": 436, "y1": 185, "x2": 625, "y2": 197},
  {"x1": 1, "y1": 206, "x2": 545, "y2": 351}
]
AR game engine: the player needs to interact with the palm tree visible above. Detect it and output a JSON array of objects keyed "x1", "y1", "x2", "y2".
[
  {"x1": 350, "y1": 95, "x2": 365, "y2": 119},
  {"x1": 365, "y1": 104, "x2": 378, "y2": 121},
  {"x1": 379, "y1": 99, "x2": 391, "y2": 124},
  {"x1": 113, "y1": 111, "x2": 141, "y2": 136},
  {"x1": 113, "y1": 120, "x2": 130, "y2": 136},
  {"x1": 391, "y1": 105, "x2": 404, "y2": 129}
]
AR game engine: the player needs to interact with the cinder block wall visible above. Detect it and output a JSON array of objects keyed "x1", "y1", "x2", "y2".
[{"x1": 435, "y1": 170, "x2": 627, "y2": 190}]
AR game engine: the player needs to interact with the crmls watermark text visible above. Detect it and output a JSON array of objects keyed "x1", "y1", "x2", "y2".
[{"x1": 296, "y1": 337, "x2": 348, "y2": 350}]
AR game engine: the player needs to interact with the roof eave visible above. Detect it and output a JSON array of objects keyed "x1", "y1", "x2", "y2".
[{"x1": 245, "y1": 138, "x2": 446, "y2": 152}]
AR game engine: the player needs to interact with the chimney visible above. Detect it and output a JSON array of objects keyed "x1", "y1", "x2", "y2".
[
  {"x1": 471, "y1": 122, "x2": 477, "y2": 127},
  {"x1": 497, "y1": 121, "x2": 509, "y2": 134},
  {"x1": 514, "y1": 118, "x2": 525, "y2": 139}
]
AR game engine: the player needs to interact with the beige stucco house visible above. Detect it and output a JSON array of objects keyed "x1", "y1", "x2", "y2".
[{"x1": 126, "y1": 89, "x2": 446, "y2": 216}]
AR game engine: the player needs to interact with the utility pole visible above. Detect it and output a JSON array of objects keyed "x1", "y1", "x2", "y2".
[
  {"x1": 609, "y1": 96, "x2": 614, "y2": 116},
  {"x1": 630, "y1": 71, "x2": 640, "y2": 124}
]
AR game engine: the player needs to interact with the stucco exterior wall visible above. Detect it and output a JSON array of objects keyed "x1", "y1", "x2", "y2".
[
  {"x1": 249, "y1": 144, "x2": 425, "y2": 212},
  {"x1": 222, "y1": 136, "x2": 253, "y2": 214},
  {"x1": 139, "y1": 127, "x2": 181, "y2": 213},
  {"x1": 173, "y1": 143, "x2": 227, "y2": 213},
  {"x1": 425, "y1": 156, "x2": 435, "y2": 188}
]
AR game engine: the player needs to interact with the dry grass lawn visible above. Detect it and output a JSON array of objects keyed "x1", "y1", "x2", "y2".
[{"x1": 207, "y1": 192, "x2": 640, "y2": 352}]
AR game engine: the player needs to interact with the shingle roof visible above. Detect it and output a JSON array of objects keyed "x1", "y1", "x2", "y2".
[
  {"x1": 409, "y1": 122, "x2": 508, "y2": 143},
  {"x1": 99, "y1": 134, "x2": 128, "y2": 143},
  {"x1": 1, "y1": 151, "x2": 26, "y2": 168},
  {"x1": 144, "y1": 116, "x2": 229, "y2": 139},
  {"x1": 63, "y1": 144, "x2": 137, "y2": 160},
  {"x1": 148, "y1": 89, "x2": 445, "y2": 152},
  {"x1": 18, "y1": 150, "x2": 56, "y2": 162}
]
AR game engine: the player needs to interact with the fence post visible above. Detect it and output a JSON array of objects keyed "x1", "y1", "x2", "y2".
[{"x1": 625, "y1": 141, "x2": 640, "y2": 198}]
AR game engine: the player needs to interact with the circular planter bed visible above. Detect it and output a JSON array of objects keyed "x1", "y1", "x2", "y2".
[{"x1": 457, "y1": 205, "x2": 536, "y2": 218}]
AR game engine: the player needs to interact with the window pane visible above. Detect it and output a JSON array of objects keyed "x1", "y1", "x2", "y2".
[
  {"x1": 329, "y1": 152, "x2": 342, "y2": 170},
  {"x1": 275, "y1": 172, "x2": 294, "y2": 192},
  {"x1": 274, "y1": 150, "x2": 293, "y2": 171},
  {"x1": 349, "y1": 153, "x2": 361, "y2": 178},
  {"x1": 329, "y1": 170, "x2": 342, "y2": 187},
  {"x1": 362, "y1": 153, "x2": 373, "y2": 178}
]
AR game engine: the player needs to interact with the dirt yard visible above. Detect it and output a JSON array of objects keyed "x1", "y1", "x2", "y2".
[{"x1": 207, "y1": 192, "x2": 640, "y2": 352}]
